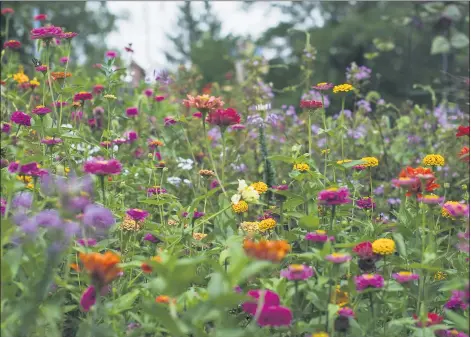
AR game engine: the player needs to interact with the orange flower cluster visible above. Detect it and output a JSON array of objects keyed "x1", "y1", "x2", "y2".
[
  {"x1": 79, "y1": 251, "x2": 122, "y2": 286},
  {"x1": 243, "y1": 239, "x2": 290, "y2": 262},
  {"x1": 182, "y1": 94, "x2": 224, "y2": 111},
  {"x1": 394, "y1": 166, "x2": 440, "y2": 197},
  {"x1": 51, "y1": 71, "x2": 72, "y2": 80}
]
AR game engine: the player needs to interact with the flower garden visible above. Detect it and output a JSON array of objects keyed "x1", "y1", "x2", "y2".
[{"x1": 0, "y1": 6, "x2": 470, "y2": 337}]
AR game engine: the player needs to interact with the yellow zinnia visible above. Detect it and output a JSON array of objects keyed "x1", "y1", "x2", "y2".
[
  {"x1": 293, "y1": 163, "x2": 310, "y2": 172},
  {"x1": 372, "y1": 238, "x2": 395, "y2": 255},
  {"x1": 423, "y1": 154, "x2": 445, "y2": 167},
  {"x1": 361, "y1": 157, "x2": 379, "y2": 167},
  {"x1": 333, "y1": 83, "x2": 354, "y2": 93}
]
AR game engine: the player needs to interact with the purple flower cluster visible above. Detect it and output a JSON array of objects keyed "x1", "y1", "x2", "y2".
[
  {"x1": 356, "y1": 197, "x2": 376, "y2": 210},
  {"x1": 354, "y1": 274, "x2": 384, "y2": 291},
  {"x1": 318, "y1": 187, "x2": 351, "y2": 206},
  {"x1": 444, "y1": 290, "x2": 469, "y2": 310},
  {"x1": 346, "y1": 62, "x2": 372, "y2": 82}
]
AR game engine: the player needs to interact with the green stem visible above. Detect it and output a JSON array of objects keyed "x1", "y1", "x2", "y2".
[
  {"x1": 308, "y1": 110, "x2": 312, "y2": 158},
  {"x1": 329, "y1": 205, "x2": 336, "y2": 232},
  {"x1": 340, "y1": 97, "x2": 345, "y2": 160},
  {"x1": 221, "y1": 129, "x2": 226, "y2": 184}
]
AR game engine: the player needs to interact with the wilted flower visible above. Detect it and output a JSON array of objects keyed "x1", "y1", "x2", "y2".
[{"x1": 182, "y1": 94, "x2": 224, "y2": 111}]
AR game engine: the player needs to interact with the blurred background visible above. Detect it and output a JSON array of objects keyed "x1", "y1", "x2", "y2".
[{"x1": 1, "y1": 1, "x2": 470, "y2": 109}]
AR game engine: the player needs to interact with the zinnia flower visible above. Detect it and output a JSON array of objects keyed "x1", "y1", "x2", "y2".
[
  {"x1": 32, "y1": 105, "x2": 51, "y2": 115},
  {"x1": 333, "y1": 83, "x2": 354, "y2": 93},
  {"x1": 372, "y1": 238, "x2": 395, "y2": 255},
  {"x1": 60, "y1": 32, "x2": 78, "y2": 39},
  {"x1": 305, "y1": 230, "x2": 335, "y2": 243},
  {"x1": 444, "y1": 290, "x2": 469, "y2": 310},
  {"x1": 280, "y1": 264, "x2": 314, "y2": 280},
  {"x1": 30, "y1": 26, "x2": 63, "y2": 40},
  {"x1": 232, "y1": 200, "x2": 249, "y2": 213},
  {"x1": 126, "y1": 107, "x2": 138, "y2": 117},
  {"x1": 352, "y1": 242, "x2": 373, "y2": 258},
  {"x1": 392, "y1": 271, "x2": 419, "y2": 283},
  {"x1": 73, "y1": 91, "x2": 93, "y2": 102},
  {"x1": 300, "y1": 100, "x2": 323, "y2": 109},
  {"x1": 318, "y1": 187, "x2": 350, "y2": 205},
  {"x1": 354, "y1": 274, "x2": 384, "y2": 291},
  {"x1": 182, "y1": 94, "x2": 224, "y2": 111},
  {"x1": 164, "y1": 116, "x2": 177, "y2": 126},
  {"x1": 126, "y1": 208, "x2": 149, "y2": 222},
  {"x1": 147, "y1": 186, "x2": 167, "y2": 196},
  {"x1": 41, "y1": 136, "x2": 63, "y2": 146},
  {"x1": 79, "y1": 251, "x2": 122, "y2": 286},
  {"x1": 4, "y1": 40, "x2": 21, "y2": 49},
  {"x1": 242, "y1": 289, "x2": 293, "y2": 327},
  {"x1": 207, "y1": 108, "x2": 241, "y2": 128},
  {"x1": 1, "y1": 8, "x2": 14, "y2": 15},
  {"x1": 77, "y1": 238, "x2": 97, "y2": 247},
  {"x1": 361, "y1": 157, "x2": 379, "y2": 167},
  {"x1": 51, "y1": 71, "x2": 72, "y2": 80},
  {"x1": 154, "y1": 95, "x2": 165, "y2": 102},
  {"x1": 240, "y1": 221, "x2": 260, "y2": 235},
  {"x1": 80, "y1": 285, "x2": 97, "y2": 312},
  {"x1": 325, "y1": 253, "x2": 352, "y2": 264},
  {"x1": 456, "y1": 125, "x2": 470, "y2": 137},
  {"x1": 1, "y1": 122, "x2": 11, "y2": 134},
  {"x1": 83, "y1": 158, "x2": 122, "y2": 175},
  {"x1": 143, "y1": 88, "x2": 153, "y2": 97},
  {"x1": 356, "y1": 197, "x2": 376, "y2": 209},
  {"x1": 143, "y1": 233, "x2": 160, "y2": 243},
  {"x1": 105, "y1": 50, "x2": 117, "y2": 58},
  {"x1": 11, "y1": 111, "x2": 31, "y2": 126},
  {"x1": 243, "y1": 239, "x2": 290, "y2": 262},
  {"x1": 459, "y1": 146, "x2": 470, "y2": 162},
  {"x1": 417, "y1": 194, "x2": 444, "y2": 204},
  {"x1": 293, "y1": 163, "x2": 310, "y2": 172},
  {"x1": 442, "y1": 201, "x2": 469, "y2": 218},
  {"x1": 34, "y1": 13, "x2": 47, "y2": 21},
  {"x1": 258, "y1": 218, "x2": 277, "y2": 232},
  {"x1": 313, "y1": 82, "x2": 334, "y2": 91},
  {"x1": 393, "y1": 166, "x2": 440, "y2": 197},
  {"x1": 423, "y1": 154, "x2": 445, "y2": 166},
  {"x1": 412, "y1": 312, "x2": 444, "y2": 327},
  {"x1": 251, "y1": 182, "x2": 268, "y2": 194}
]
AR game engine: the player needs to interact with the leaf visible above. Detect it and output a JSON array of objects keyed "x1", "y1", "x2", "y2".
[
  {"x1": 445, "y1": 310, "x2": 469, "y2": 332},
  {"x1": 443, "y1": 4, "x2": 461, "y2": 21},
  {"x1": 431, "y1": 36, "x2": 450, "y2": 55},
  {"x1": 451, "y1": 32, "x2": 470, "y2": 49},
  {"x1": 207, "y1": 272, "x2": 225, "y2": 298},
  {"x1": 299, "y1": 215, "x2": 319, "y2": 230},
  {"x1": 239, "y1": 261, "x2": 273, "y2": 283},
  {"x1": 392, "y1": 233, "x2": 407, "y2": 257},
  {"x1": 268, "y1": 155, "x2": 294, "y2": 163},
  {"x1": 109, "y1": 289, "x2": 140, "y2": 315},
  {"x1": 283, "y1": 197, "x2": 305, "y2": 210}
]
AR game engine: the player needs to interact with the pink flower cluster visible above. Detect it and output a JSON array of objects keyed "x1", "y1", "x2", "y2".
[
  {"x1": 30, "y1": 25, "x2": 63, "y2": 40},
  {"x1": 354, "y1": 274, "x2": 384, "y2": 291},
  {"x1": 318, "y1": 187, "x2": 351, "y2": 206},
  {"x1": 305, "y1": 230, "x2": 335, "y2": 243},
  {"x1": 242, "y1": 290, "x2": 292, "y2": 327},
  {"x1": 83, "y1": 157, "x2": 122, "y2": 175},
  {"x1": 280, "y1": 264, "x2": 314, "y2": 281}
]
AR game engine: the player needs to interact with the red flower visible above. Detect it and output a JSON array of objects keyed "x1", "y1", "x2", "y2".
[
  {"x1": 34, "y1": 13, "x2": 47, "y2": 21},
  {"x1": 352, "y1": 241, "x2": 373, "y2": 258},
  {"x1": 459, "y1": 146, "x2": 470, "y2": 162},
  {"x1": 74, "y1": 92, "x2": 93, "y2": 101},
  {"x1": 1, "y1": 8, "x2": 14, "y2": 15},
  {"x1": 93, "y1": 85, "x2": 104, "y2": 94},
  {"x1": 395, "y1": 166, "x2": 440, "y2": 197},
  {"x1": 413, "y1": 313, "x2": 443, "y2": 327},
  {"x1": 456, "y1": 125, "x2": 470, "y2": 137},
  {"x1": 154, "y1": 96, "x2": 165, "y2": 102},
  {"x1": 207, "y1": 108, "x2": 241, "y2": 128},
  {"x1": 300, "y1": 100, "x2": 323, "y2": 109},
  {"x1": 3, "y1": 40, "x2": 21, "y2": 49}
]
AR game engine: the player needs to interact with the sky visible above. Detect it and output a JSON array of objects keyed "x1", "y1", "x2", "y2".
[{"x1": 106, "y1": 1, "x2": 287, "y2": 73}]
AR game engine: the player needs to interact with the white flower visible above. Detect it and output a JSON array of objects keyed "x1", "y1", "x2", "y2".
[
  {"x1": 231, "y1": 194, "x2": 241, "y2": 205},
  {"x1": 237, "y1": 179, "x2": 248, "y2": 194},
  {"x1": 177, "y1": 157, "x2": 194, "y2": 171},
  {"x1": 167, "y1": 177, "x2": 182, "y2": 186},
  {"x1": 236, "y1": 179, "x2": 260, "y2": 203},
  {"x1": 183, "y1": 179, "x2": 192, "y2": 186}
]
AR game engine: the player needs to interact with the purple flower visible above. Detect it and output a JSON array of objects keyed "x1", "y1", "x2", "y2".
[
  {"x1": 80, "y1": 286, "x2": 97, "y2": 312},
  {"x1": 143, "y1": 233, "x2": 160, "y2": 243},
  {"x1": 356, "y1": 197, "x2": 376, "y2": 210},
  {"x1": 1, "y1": 122, "x2": 11, "y2": 133},
  {"x1": 77, "y1": 238, "x2": 97, "y2": 246},
  {"x1": 1, "y1": 198, "x2": 6, "y2": 216},
  {"x1": 83, "y1": 204, "x2": 115, "y2": 231},
  {"x1": 126, "y1": 107, "x2": 139, "y2": 117},
  {"x1": 210, "y1": 179, "x2": 219, "y2": 189},
  {"x1": 356, "y1": 99, "x2": 372, "y2": 113},
  {"x1": 445, "y1": 290, "x2": 469, "y2": 310},
  {"x1": 247, "y1": 114, "x2": 265, "y2": 128},
  {"x1": 354, "y1": 274, "x2": 384, "y2": 291},
  {"x1": 392, "y1": 272, "x2": 419, "y2": 283},
  {"x1": 164, "y1": 116, "x2": 177, "y2": 126},
  {"x1": 193, "y1": 211, "x2": 205, "y2": 219},
  {"x1": 234, "y1": 285, "x2": 242, "y2": 293},
  {"x1": 346, "y1": 62, "x2": 372, "y2": 82},
  {"x1": 147, "y1": 186, "x2": 167, "y2": 196},
  {"x1": 280, "y1": 264, "x2": 314, "y2": 280},
  {"x1": 155, "y1": 69, "x2": 172, "y2": 86},
  {"x1": 12, "y1": 192, "x2": 33, "y2": 209},
  {"x1": 305, "y1": 230, "x2": 335, "y2": 243},
  {"x1": 318, "y1": 187, "x2": 350, "y2": 206},
  {"x1": 388, "y1": 198, "x2": 401, "y2": 205},
  {"x1": 143, "y1": 88, "x2": 153, "y2": 97},
  {"x1": 325, "y1": 253, "x2": 352, "y2": 264},
  {"x1": 338, "y1": 307, "x2": 355, "y2": 317},
  {"x1": 126, "y1": 208, "x2": 149, "y2": 222},
  {"x1": 34, "y1": 209, "x2": 62, "y2": 228},
  {"x1": 374, "y1": 185, "x2": 384, "y2": 195},
  {"x1": 8, "y1": 161, "x2": 20, "y2": 173},
  {"x1": 11, "y1": 111, "x2": 31, "y2": 126}
]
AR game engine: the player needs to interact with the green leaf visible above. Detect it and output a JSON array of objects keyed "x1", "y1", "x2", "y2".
[
  {"x1": 283, "y1": 197, "x2": 305, "y2": 210},
  {"x1": 443, "y1": 4, "x2": 461, "y2": 21},
  {"x1": 207, "y1": 272, "x2": 225, "y2": 298},
  {"x1": 299, "y1": 215, "x2": 319, "y2": 230},
  {"x1": 392, "y1": 233, "x2": 407, "y2": 257},
  {"x1": 109, "y1": 289, "x2": 140, "y2": 315},
  {"x1": 445, "y1": 310, "x2": 469, "y2": 332},
  {"x1": 451, "y1": 32, "x2": 470, "y2": 49},
  {"x1": 268, "y1": 155, "x2": 294, "y2": 163},
  {"x1": 431, "y1": 36, "x2": 450, "y2": 55}
]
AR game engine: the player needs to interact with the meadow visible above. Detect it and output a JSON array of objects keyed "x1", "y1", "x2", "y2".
[{"x1": 0, "y1": 7, "x2": 470, "y2": 337}]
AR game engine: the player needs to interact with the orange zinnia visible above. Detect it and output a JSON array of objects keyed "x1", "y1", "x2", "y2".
[
  {"x1": 243, "y1": 239, "x2": 290, "y2": 262},
  {"x1": 79, "y1": 251, "x2": 122, "y2": 286},
  {"x1": 141, "y1": 256, "x2": 162, "y2": 274},
  {"x1": 459, "y1": 146, "x2": 470, "y2": 163},
  {"x1": 51, "y1": 71, "x2": 72, "y2": 80},
  {"x1": 396, "y1": 166, "x2": 440, "y2": 197},
  {"x1": 155, "y1": 295, "x2": 175, "y2": 304}
]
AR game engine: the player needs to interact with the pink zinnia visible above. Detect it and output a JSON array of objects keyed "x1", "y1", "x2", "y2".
[
  {"x1": 105, "y1": 50, "x2": 117, "y2": 58},
  {"x1": 35, "y1": 65, "x2": 48, "y2": 73},
  {"x1": 280, "y1": 264, "x2": 314, "y2": 281},
  {"x1": 30, "y1": 25, "x2": 63, "y2": 40},
  {"x1": 417, "y1": 194, "x2": 445, "y2": 204},
  {"x1": 231, "y1": 123, "x2": 246, "y2": 130},
  {"x1": 113, "y1": 138, "x2": 127, "y2": 146},
  {"x1": 207, "y1": 108, "x2": 241, "y2": 128},
  {"x1": 126, "y1": 208, "x2": 149, "y2": 222},
  {"x1": 34, "y1": 14, "x2": 47, "y2": 21},
  {"x1": 392, "y1": 177, "x2": 419, "y2": 187},
  {"x1": 1, "y1": 8, "x2": 14, "y2": 15},
  {"x1": 93, "y1": 85, "x2": 104, "y2": 94},
  {"x1": 242, "y1": 290, "x2": 292, "y2": 327},
  {"x1": 444, "y1": 290, "x2": 469, "y2": 310},
  {"x1": 126, "y1": 131, "x2": 138, "y2": 143},
  {"x1": 300, "y1": 100, "x2": 323, "y2": 109},
  {"x1": 305, "y1": 230, "x2": 334, "y2": 243},
  {"x1": 41, "y1": 137, "x2": 63, "y2": 146},
  {"x1": 80, "y1": 286, "x2": 96, "y2": 312},
  {"x1": 318, "y1": 187, "x2": 351, "y2": 205},
  {"x1": 312, "y1": 82, "x2": 334, "y2": 91},
  {"x1": 164, "y1": 116, "x2": 177, "y2": 126},
  {"x1": 325, "y1": 253, "x2": 352, "y2": 264},
  {"x1": 356, "y1": 197, "x2": 376, "y2": 210},
  {"x1": 126, "y1": 107, "x2": 139, "y2": 117},
  {"x1": 8, "y1": 161, "x2": 19, "y2": 173},
  {"x1": 354, "y1": 274, "x2": 384, "y2": 291},
  {"x1": 59, "y1": 56, "x2": 69, "y2": 64},
  {"x1": 74, "y1": 92, "x2": 93, "y2": 102},
  {"x1": 2, "y1": 122, "x2": 11, "y2": 134},
  {"x1": 444, "y1": 202, "x2": 469, "y2": 218},
  {"x1": 155, "y1": 95, "x2": 165, "y2": 102},
  {"x1": 11, "y1": 111, "x2": 31, "y2": 126},
  {"x1": 193, "y1": 111, "x2": 202, "y2": 119},
  {"x1": 4, "y1": 40, "x2": 21, "y2": 49},
  {"x1": 32, "y1": 105, "x2": 52, "y2": 115},
  {"x1": 60, "y1": 32, "x2": 78, "y2": 40},
  {"x1": 143, "y1": 88, "x2": 153, "y2": 97},
  {"x1": 338, "y1": 307, "x2": 355, "y2": 317},
  {"x1": 392, "y1": 271, "x2": 419, "y2": 283},
  {"x1": 83, "y1": 157, "x2": 122, "y2": 175}
]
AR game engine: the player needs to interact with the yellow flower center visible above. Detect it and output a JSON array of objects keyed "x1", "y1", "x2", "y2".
[
  {"x1": 290, "y1": 264, "x2": 304, "y2": 272},
  {"x1": 364, "y1": 274, "x2": 374, "y2": 280},
  {"x1": 316, "y1": 230, "x2": 326, "y2": 234},
  {"x1": 398, "y1": 272, "x2": 412, "y2": 276}
]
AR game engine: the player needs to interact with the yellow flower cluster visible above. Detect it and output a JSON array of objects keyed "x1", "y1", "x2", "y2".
[
  {"x1": 293, "y1": 163, "x2": 310, "y2": 172},
  {"x1": 333, "y1": 83, "x2": 354, "y2": 93},
  {"x1": 311, "y1": 333, "x2": 329, "y2": 337},
  {"x1": 423, "y1": 154, "x2": 445, "y2": 167},
  {"x1": 193, "y1": 233, "x2": 207, "y2": 241},
  {"x1": 258, "y1": 218, "x2": 277, "y2": 233},
  {"x1": 434, "y1": 271, "x2": 447, "y2": 281},
  {"x1": 361, "y1": 157, "x2": 379, "y2": 167},
  {"x1": 321, "y1": 149, "x2": 330, "y2": 155},
  {"x1": 120, "y1": 214, "x2": 144, "y2": 232},
  {"x1": 104, "y1": 94, "x2": 117, "y2": 100},
  {"x1": 13, "y1": 72, "x2": 29, "y2": 84},
  {"x1": 30, "y1": 78, "x2": 40, "y2": 87},
  {"x1": 251, "y1": 181, "x2": 268, "y2": 194},
  {"x1": 232, "y1": 200, "x2": 248, "y2": 213},
  {"x1": 372, "y1": 238, "x2": 395, "y2": 255},
  {"x1": 240, "y1": 221, "x2": 260, "y2": 234}
]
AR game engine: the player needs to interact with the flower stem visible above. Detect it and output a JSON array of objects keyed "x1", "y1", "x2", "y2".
[
  {"x1": 329, "y1": 205, "x2": 336, "y2": 232},
  {"x1": 221, "y1": 130, "x2": 226, "y2": 184},
  {"x1": 340, "y1": 97, "x2": 345, "y2": 160},
  {"x1": 308, "y1": 110, "x2": 312, "y2": 158},
  {"x1": 100, "y1": 175, "x2": 106, "y2": 205}
]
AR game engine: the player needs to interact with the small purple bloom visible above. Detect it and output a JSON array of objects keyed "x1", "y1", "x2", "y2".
[
  {"x1": 83, "y1": 204, "x2": 115, "y2": 231},
  {"x1": 143, "y1": 233, "x2": 160, "y2": 243},
  {"x1": 77, "y1": 238, "x2": 97, "y2": 246},
  {"x1": 12, "y1": 192, "x2": 33, "y2": 209}
]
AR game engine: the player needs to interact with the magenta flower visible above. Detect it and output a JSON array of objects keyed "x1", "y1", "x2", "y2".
[
  {"x1": 60, "y1": 32, "x2": 78, "y2": 40},
  {"x1": 4, "y1": 40, "x2": 21, "y2": 49},
  {"x1": 105, "y1": 50, "x2": 117, "y2": 58},
  {"x1": 280, "y1": 264, "x2": 314, "y2": 281},
  {"x1": 1, "y1": 198, "x2": 6, "y2": 216},
  {"x1": 338, "y1": 307, "x2": 355, "y2": 317},
  {"x1": 8, "y1": 161, "x2": 19, "y2": 173},
  {"x1": 444, "y1": 202, "x2": 469, "y2": 218},
  {"x1": 71, "y1": 110, "x2": 83, "y2": 122},
  {"x1": 356, "y1": 197, "x2": 376, "y2": 210},
  {"x1": 126, "y1": 208, "x2": 149, "y2": 222},
  {"x1": 417, "y1": 195, "x2": 445, "y2": 204},
  {"x1": 305, "y1": 230, "x2": 334, "y2": 243},
  {"x1": 325, "y1": 253, "x2": 352, "y2": 264},
  {"x1": 34, "y1": 13, "x2": 47, "y2": 21},
  {"x1": 272, "y1": 184, "x2": 289, "y2": 191},
  {"x1": 445, "y1": 290, "x2": 469, "y2": 310},
  {"x1": 242, "y1": 290, "x2": 292, "y2": 327},
  {"x1": 147, "y1": 187, "x2": 167, "y2": 198},
  {"x1": 210, "y1": 179, "x2": 219, "y2": 189},
  {"x1": 77, "y1": 238, "x2": 97, "y2": 247},
  {"x1": 354, "y1": 274, "x2": 384, "y2": 291},
  {"x1": 125, "y1": 131, "x2": 138, "y2": 143},
  {"x1": 312, "y1": 82, "x2": 334, "y2": 91},
  {"x1": 113, "y1": 138, "x2": 127, "y2": 146},
  {"x1": 126, "y1": 107, "x2": 138, "y2": 117},
  {"x1": 93, "y1": 85, "x2": 104, "y2": 94},
  {"x1": 231, "y1": 123, "x2": 246, "y2": 130},
  {"x1": 83, "y1": 157, "x2": 122, "y2": 175},
  {"x1": 318, "y1": 187, "x2": 351, "y2": 205},
  {"x1": 41, "y1": 137, "x2": 63, "y2": 146},
  {"x1": 52, "y1": 101, "x2": 68, "y2": 108},
  {"x1": 1, "y1": 122, "x2": 11, "y2": 133},
  {"x1": 193, "y1": 112, "x2": 202, "y2": 119},
  {"x1": 32, "y1": 105, "x2": 52, "y2": 116},
  {"x1": 19, "y1": 162, "x2": 41, "y2": 175},
  {"x1": 73, "y1": 92, "x2": 93, "y2": 102},
  {"x1": 352, "y1": 242, "x2": 373, "y2": 258},
  {"x1": 143, "y1": 88, "x2": 153, "y2": 97},
  {"x1": 80, "y1": 286, "x2": 96, "y2": 312},
  {"x1": 60, "y1": 56, "x2": 69, "y2": 64},
  {"x1": 155, "y1": 95, "x2": 165, "y2": 102},
  {"x1": 11, "y1": 111, "x2": 31, "y2": 126},
  {"x1": 30, "y1": 26, "x2": 63, "y2": 40},
  {"x1": 392, "y1": 272, "x2": 419, "y2": 283},
  {"x1": 164, "y1": 116, "x2": 177, "y2": 126},
  {"x1": 143, "y1": 233, "x2": 160, "y2": 243}
]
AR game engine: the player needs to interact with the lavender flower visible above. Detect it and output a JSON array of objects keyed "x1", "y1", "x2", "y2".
[
  {"x1": 12, "y1": 192, "x2": 33, "y2": 209},
  {"x1": 83, "y1": 204, "x2": 115, "y2": 232},
  {"x1": 356, "y1": 99, "x2": 372, "y2": 113},
  {"x1": 247, "y1": 114, "x2": 265, "y2": 128}
]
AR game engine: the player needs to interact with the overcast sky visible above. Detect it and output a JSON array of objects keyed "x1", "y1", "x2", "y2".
[{"x1": 106, "y1": 1, "x2": 287, "y2": 72}]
